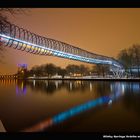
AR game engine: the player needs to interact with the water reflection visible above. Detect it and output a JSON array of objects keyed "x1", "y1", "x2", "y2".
[
  {"x1": 25, "y1": 80, "x2": 127, "y2": 96},
  {"x1": 26, "y1": 80, "x2": 91, "y2": 95},
  {"x1": 16, "y1": 80, "x2": 27, "y2": 95},
  {"x1": 1, "y1": 79, "x2": 140, "y2": 101},
  {"x1": 121, "y1": 82, "x2": 140, "y2": 116},
  {"x1": 18, "y1": 80, "x2": 139, "y2": 131},
  {"x1": 27, "y1": 80, "x2": 63, "y2": 95},
  {"x1": 0, "y1": 79, "x2": 140, "y2": 101},
  {"x1": 0, "y1": 79, "x2": 17, "y2": 86},
  {"x1": 0, "y1": 79, "x2": 140, "y2": 132},
  {"x1": 24, "y1": 96, "x2": 110, "y2": 132}
]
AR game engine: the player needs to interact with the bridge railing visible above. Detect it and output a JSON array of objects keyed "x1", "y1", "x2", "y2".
[
  {"x1": 0, "y1": 20, "x2": 123, "y2": 69},
  {"x1": 0, "y1": 75, "x2": 17, "y2": 79}
]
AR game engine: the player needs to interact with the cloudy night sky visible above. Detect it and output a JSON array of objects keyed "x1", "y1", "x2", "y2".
[{"x1": 1, "y1": 8, "x2": 140, "y2": 74}]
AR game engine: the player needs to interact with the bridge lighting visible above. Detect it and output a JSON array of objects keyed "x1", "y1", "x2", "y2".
[
  {"x1": 41, "y1": 48, "x2": 44, "y2": 52},
  {"x1": 46, "y1": 50, "x2": 50, "y2": 54},
  {"x1": 53, "y1": 52, "x2": 58, "y2": 55},
  {"x1": 0, "y1": 33, "x2": 122, "y2": 69},
  {"x1": 52, "y1": 96, "x2": 110, "y2": 124}
]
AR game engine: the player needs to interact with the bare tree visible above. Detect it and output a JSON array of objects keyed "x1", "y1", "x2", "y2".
[
  {"x1": 118, "y1": 44, "x2": 140, "y2": 77},
  {"x1": 0, "y1": 8, "x2": 28, "y2": 63},
  {"x1": 92, "y1": 64, "x2": 110, "y2": 77},
  {"x1": 0, "y1": 8, "x2": 27, "y2": 24}
]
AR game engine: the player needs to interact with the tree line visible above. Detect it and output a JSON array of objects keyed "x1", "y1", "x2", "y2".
[
  {"x1": 118, "y1": 44, "x2": 140, "y2": 77},
  {"x1": 27, "y1": 64, "x2": 90, "y2": 78},
  {"x1": 26, "y1": 63, "x2": 112, "y2": 78}
]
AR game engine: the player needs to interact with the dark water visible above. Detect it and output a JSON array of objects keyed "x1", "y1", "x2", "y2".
[{"x1": 0, "y1": 80, "x2": 140, "y2": 132}]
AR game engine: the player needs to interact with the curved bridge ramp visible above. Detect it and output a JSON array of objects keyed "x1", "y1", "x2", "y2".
[{"x1": 0, "y1": 20, "x2": 124, "y2": 73}]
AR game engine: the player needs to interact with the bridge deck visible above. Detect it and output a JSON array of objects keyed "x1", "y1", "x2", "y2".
[{"x1": 0, "y1": 20, "x2": 123, "y2": 70}]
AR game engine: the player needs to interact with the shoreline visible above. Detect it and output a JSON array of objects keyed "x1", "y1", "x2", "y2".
[
  {"x1": 0, "y1": 120, "x2": 6, "y2": 132},
  {"x1": 0, "y1": 78, "x2": 140, "y2": 81},
  {"x1": 27, "y1": 78, "x2": 140, "y2": 81}
]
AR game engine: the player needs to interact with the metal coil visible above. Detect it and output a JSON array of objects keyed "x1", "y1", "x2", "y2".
[{"x1": 0, "y1": 20, "x2": 123, "y2": 69}]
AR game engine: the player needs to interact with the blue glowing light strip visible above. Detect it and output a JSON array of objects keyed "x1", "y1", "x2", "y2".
[
  {"x1": 52, "y1": 96, "x2": 110, "y2": 124},
  {"x1": 51, "y1": 84, "x2": 125, "y2": 126},
  {"x1": 23, "y1": 82, "x2": 126, "y2": 132},
  {"x1": 23, "y1": 96, "x2": 111, "y2": 131},
  {"x1": 0, "y1": 34, "x2": 121, "y2": 68}
]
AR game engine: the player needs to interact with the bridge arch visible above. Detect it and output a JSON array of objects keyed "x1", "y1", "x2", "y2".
[{"x1": 0, "y1": 20, "x2": 124, "y2": 77}]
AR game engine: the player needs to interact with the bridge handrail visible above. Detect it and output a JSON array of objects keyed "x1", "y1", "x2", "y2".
[{"x1": 0, "y1": 20, "x2": 123, "y2": 69}]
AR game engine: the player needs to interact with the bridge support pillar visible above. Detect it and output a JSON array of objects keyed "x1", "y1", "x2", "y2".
[
  {"x1": 110, "y1": 67, "x2": 125, "y2": 78},
  {"x1": 112, "y1": 71, "x2": 123, "y2": 78}
]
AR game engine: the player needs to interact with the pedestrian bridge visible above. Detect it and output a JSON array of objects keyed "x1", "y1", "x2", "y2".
[
  {"x1": 0, "y1": 20, "x2": 124, "y2": 76},
  {"x1": 0, "y1": 75, "x2": 17, "y2": 79}
]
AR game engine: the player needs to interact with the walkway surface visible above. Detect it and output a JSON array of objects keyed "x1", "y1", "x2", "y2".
[{"x1": 0, "y1": 120, "x2": 6, "y2": 132}]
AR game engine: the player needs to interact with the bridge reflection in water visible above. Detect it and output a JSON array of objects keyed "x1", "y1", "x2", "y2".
[
  {"x1": 0, "y1": 80, "x2": 140, "y2": 132},
  {"x1": 20, "y1": 80, "x2": 139, "y2": 132},
  {"x1": 24, "y1": 96, "x2": 110, "y2": 132}
]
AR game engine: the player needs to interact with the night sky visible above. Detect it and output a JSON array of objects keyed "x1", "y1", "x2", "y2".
[{"x1": 1, "y1": 8, "x2": 140, "y2": 74}]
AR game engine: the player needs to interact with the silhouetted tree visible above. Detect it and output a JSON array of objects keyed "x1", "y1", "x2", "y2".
[
  {"x1": 118, "y1": 44, "x2": 140, "y2": 77},
  {"x1": 79, "y1": 64, "x2": 90, "y2": 76},
  {"x1": 92, "y1": 64, "x2": 110, "y2": 77},
  {"x1": 44, "y1": 63, "x2": 57, "y2": 77},
  {"x1": 65, "y1": 64, "x2": 90, "y2": 76},
  {"x1": 56, "y1": 67, "x2": 67, "y2": 78},
  {"x1": 0, "y1": 8, "x2": 27, "y2": 62},
  {"x1": 66, "y1": 64, "x2": 79, "y2": 76},
  {"x1": 129, "y1": 44, "x2": 140, "y2": 76},
  {"x1": 118, "y1": 49, "x2": 132, "y2": 69}
]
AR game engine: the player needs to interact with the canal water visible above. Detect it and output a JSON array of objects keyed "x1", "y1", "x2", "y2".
[{"x1": 0, "y1": 80, "x2": 140, "y2": 132}]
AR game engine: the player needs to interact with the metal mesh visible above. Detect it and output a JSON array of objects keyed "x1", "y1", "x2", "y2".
[{"x1": 0, "y1": 20, "x2": 123, "y2": 69}]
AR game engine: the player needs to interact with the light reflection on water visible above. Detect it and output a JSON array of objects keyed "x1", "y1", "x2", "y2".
[
  {"x1": 22, "y1": 80, "x2": 129, "y2": 95},
  {"x1": 2, "y1": 80, "x2": 138, "y2": 96},
  {"x1": 0, "y1": 80, "x2": 140, "y2": 132},
  {"x1": 24, "y1": 96, "x2": 110, "y2": 132},
  {"x1": 23, "y1": 81, "x2": 127, "y2": 131},
  {"x1": 16, "y1": 80, "x2": 27, "y2": 95}
]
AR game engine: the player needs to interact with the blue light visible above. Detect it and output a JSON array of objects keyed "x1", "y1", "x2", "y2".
[
  {"x1": 0, "y1": 34, "x2": 122, "y2": 68},
  {"x1": 52, "y1": 96, "x2": 110, "y2": 124},
  {"x1": 132, "y1": 83, "x2": 140, "y2": 92}
]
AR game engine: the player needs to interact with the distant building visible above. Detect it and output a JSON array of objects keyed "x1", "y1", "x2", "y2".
[
  {"x1": 17, "y1": 64, "x2": 28, "y2": 79},
  {"x1": 126, "y1": 66, "x2": 140, "y2": 77}
]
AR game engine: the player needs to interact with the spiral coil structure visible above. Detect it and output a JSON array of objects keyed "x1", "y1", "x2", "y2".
[{"x1": 0, "y1": 20, "x2": 123, "y2": 69}]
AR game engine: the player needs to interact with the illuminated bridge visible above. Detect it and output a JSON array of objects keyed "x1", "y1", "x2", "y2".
[
  {"x1": 0, "y1": 75, "x2": 17, "y2": 79},
  {"x1": 0, "y1": 20, "x2": 124, "y2": 76}
]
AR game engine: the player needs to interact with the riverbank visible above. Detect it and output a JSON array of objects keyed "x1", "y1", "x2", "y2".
[
  {"x1": 0, "y1": 77, "x2": 140, "y2": 81},
  {"x1": 26, "y1": 77, "x2": 140, "y2": 81},
  {"x1": 0, "y1": 120, "x2": 6, "y2": 132}
]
